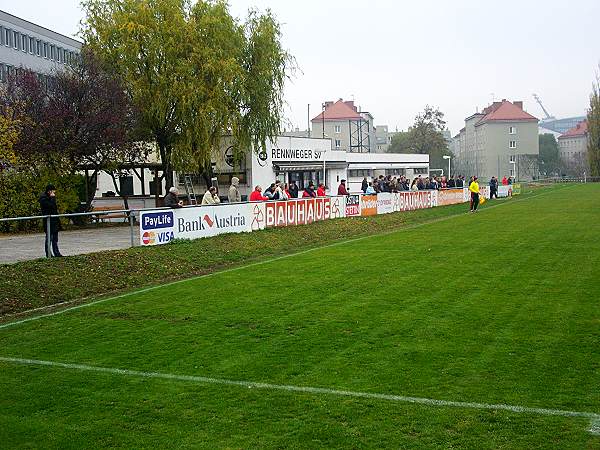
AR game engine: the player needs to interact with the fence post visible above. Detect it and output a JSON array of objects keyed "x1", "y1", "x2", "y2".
[
  {"x1": 45, "y1": 216, "x2": 52, "y2": 258},
  {"x1": 129, "y1": 211, "x2": 135, "y2": 248}
]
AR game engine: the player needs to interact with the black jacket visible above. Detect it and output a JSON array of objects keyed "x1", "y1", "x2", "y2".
[
  {"x1": 39, "y1": 192, "x2": 61, "y2": 233},
  {"x1": 289, "y1": 184, "x2": 299, "y2": 199},
  {"x1": 164, "y1": 192, "x2": 182, "y2": 208}
]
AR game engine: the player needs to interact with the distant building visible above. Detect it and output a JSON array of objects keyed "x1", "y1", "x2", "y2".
[
  {"x1": 375, "y1": 125, "x2": 390, "y2": 152},
  {"x1": 0, "y1": 10, "x2": 82, "y2": 82},
  {"x1": 558, "y1": 120, "x2": 589, "y2": 176},
  {"x1": 454, "y1": 99, "x2": 539, "y2": 180},
  {"x1": 540, "y1": 116, "x2": 587, "y2": 135},
  {"x1": 311, "y1": 99, "x2": 378, "y2": 153}
]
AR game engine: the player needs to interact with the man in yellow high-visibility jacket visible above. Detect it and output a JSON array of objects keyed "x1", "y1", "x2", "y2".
[{"x1": 469, "y1": 176, "x2": 480, "y2": 212}]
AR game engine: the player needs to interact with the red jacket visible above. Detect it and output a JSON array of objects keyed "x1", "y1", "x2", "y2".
[
  {"x1": 317, "y1": 187, "x2": 326, "y2": 197},
  {"x1": 337, "y1": 184, "x2": 349, "y2": 196},
  {"x1": 501, "y1": 177, "x2": 508, "y2": 186},
  {"x1": 249, "y1": 190, "x2": 267, "y2": 201}
]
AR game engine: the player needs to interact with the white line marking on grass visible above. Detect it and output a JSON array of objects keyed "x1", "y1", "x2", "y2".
[
  {"x1": 0, "y1": 185, "x2": 575, "y2": 331},
  {"x1": 1, "y1": 356, "x2": 599, "y2": 426},
  {"x1": 590, "y1": 419, "x2": 600, "y2": 435}
]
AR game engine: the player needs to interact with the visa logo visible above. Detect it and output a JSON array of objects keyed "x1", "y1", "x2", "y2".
[
  {"x1": 142, "y1": 212, "x2": 174, "y2": 230},
  {"x1": 157, "y1": 231, "x2": 175, "y2": 244}
]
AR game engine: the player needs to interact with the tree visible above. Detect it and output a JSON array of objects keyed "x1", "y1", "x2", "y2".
[
  {"x1": 386, "y1": 131, "x2": 410, "y2": 154},
  {"x1": 588, "y1": 71, "x2": 600, "y2": 177},
  {"x1": 387, "y1": 106, "x2": 451, "y2": 171},
  {"x1": 81, "y1": 0, "x2": 292, "y2": 189},
  {"x1": 0, "y1": 113, "x2": 19, "y2": 169},
  {"x1": 0, "y1": 51, "x2": 147, "y2": 210},
  {"x1": 538, "y1": 134, "x2": 562, "y2": 176}
]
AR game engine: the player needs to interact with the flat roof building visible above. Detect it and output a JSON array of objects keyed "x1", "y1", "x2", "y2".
[{"x1": 0, "y1": 9, "x2": 82, "y2": 82}]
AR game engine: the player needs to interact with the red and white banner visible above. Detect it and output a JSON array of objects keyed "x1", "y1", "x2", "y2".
[{"x1": 393, "y1": 191, "x2": 438, "y2": 212}]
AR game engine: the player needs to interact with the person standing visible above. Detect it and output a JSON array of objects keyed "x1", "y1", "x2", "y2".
[
  {"x1": 489, "y1": 176, "x2": 498, "y2": 199},
  {"x1": 228, "y1": 176, "x2": 241, "y2": 203},
  {"x1": 361, "y1": 177, "x2": 368, "y2": 193},
  {"x1": 469, "y1": 176, "x2": 480, "y2": 212},
  {"x1": 337, "y1": 179, "x2": 349, "y2": 196},
  {"x1": 39, "y1": 184, "x2": 63, "y2": 257},
  {"x1": 502, "y1": 176, "x2": 508, "y2": 186},
  {"x1": 289, "y1": 181, "x2": 299, "y2": 199},
  {"x1": 317, "y1": 183, "x2": 327, "y2": 197},
  {"x1": 303, "y1": 182, "x2": 317, "y2": 198}
]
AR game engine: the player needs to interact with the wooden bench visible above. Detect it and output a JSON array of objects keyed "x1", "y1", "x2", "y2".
[{"x1": 91, "y1": 205, "x2": 129, "y2": 223}]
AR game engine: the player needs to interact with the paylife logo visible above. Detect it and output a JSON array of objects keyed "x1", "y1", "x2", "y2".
[{"x1": 142, "y1": 212, "x2": 174, "y2": 231}]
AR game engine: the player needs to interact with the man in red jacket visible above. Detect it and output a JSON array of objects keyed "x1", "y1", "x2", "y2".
[
  {"x1": 249, "y1": 185, "x2": 268, "y2": 201},
  {"x1": 317, "y1": 183, "x2": 326, "y2": 197},
  {"x1": 337, "y1": 179, "x2": 349, "y2": 196}
]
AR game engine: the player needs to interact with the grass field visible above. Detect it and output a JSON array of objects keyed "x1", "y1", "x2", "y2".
[{"x1": 1, "y1": 184, "x2": 599, "y2": 449}]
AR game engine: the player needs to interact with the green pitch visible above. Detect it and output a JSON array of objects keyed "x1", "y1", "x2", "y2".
[{"x1": 1, "y1": 184, "x2": 599, "y2": 449}]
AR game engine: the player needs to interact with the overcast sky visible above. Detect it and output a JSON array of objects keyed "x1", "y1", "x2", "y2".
[{"x1": 2, "y1": 0, "x2": 599, "y2": 134}]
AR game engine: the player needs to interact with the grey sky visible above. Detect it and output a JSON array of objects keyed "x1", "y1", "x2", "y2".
[{"x1": 2, "y1": 0, "x2": 599, "y2": 134}]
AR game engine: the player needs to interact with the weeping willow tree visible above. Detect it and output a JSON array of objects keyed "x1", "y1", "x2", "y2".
[
  {"x1": 81, "y1": 0, "x2": 293, "y2": 188},
  {"x1": 588, "y1": 71, "x2": 600, "y2": 177}
]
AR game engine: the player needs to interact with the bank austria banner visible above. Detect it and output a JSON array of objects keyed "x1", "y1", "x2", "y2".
[{"x1": 139, "y1": 203, "x2": 252, "y2": 246}]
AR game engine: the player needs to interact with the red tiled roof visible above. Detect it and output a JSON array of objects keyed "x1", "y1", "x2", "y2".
[
  {"x1": 476, "y1": 100, "x2": 538, "y2": 125},
  {"x1": 312, "y1": 99, "x2": 362, "y2": 121},
  {"x1": 558, "y1": 120, "x2": 588, "y2": 139}
]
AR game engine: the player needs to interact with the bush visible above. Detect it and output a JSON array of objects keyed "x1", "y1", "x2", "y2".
[{"x1": 0, "y1": 169, "x2": 82, "y2": 232}]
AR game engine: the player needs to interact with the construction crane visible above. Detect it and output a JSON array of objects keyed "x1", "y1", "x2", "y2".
[{"x1": 532, "y1": 94, "x2": 556, "y2": 121}]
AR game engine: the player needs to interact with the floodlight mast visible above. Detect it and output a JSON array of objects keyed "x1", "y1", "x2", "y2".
[{"x1": 532, "y1": 94, "x2": 556, "y2": 121}]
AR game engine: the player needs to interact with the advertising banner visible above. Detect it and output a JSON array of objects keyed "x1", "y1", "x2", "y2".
[
  {"x1": 259, "y1": 197, "x2": 344, "y2": 229},
  {"x1": 345, "y1": 194, "x2": 361, "y2": 217},
  {"x1": 361, "y1": 195, "x2": 378, "y2": 216},
  {"x1": 498, "y1": 186, "x2": 513, "y2": 198},
  {"x1": 139, "y1": 203, "x2": 252, "y2": 246},
  {"x1": 512, "y1": 184, "x2": 522, "y2": 195},
  {"x1": 438, "y1": 189, "x2": 465, "y2": 206},
  {"x1": 394, "y1": 191, "x2": 438, "y2": 212},
  {"x1": 376, "y1": 193, "x2": 394, "y2": 215}
]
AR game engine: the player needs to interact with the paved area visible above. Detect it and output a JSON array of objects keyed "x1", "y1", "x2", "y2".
[{"x1": 0, "y1": 227, "x2": 135, "y2": 264}]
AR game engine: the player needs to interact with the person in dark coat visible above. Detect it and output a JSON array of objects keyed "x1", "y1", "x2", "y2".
[
  {"x1": 289, "y1": 181, "x2": 299, "y2": 199},
  {"x1": 39, "y1": 184, "x2": 63, "y2": 257},
  {"x1": 361, "y1": 177, "x2": 368, "y2": 193},
  {"x1": 164, "y1": 187, "x2": 183, "y2": 208}
]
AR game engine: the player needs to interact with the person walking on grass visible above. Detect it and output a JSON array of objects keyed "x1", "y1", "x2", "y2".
[
  {"x1": 39, "y1": 184, "x2": 63, "y2": 257},
  {"x1": 469, "y1": 176, "x2": 480, "y2": 212}
]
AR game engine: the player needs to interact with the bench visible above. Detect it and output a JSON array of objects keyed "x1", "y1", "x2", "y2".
[{"x1": 91, "y1": 205, "x2": 130, "y2": 223}]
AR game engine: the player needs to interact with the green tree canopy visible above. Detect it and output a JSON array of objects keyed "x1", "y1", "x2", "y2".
[
  {"x1": 387, "y1": 106, "x2": 451, "y2": 171},
  {"x1": 588, "y1": 72, "x2": 600, "y2": 177},
  {"x1": 81, "y1": 0, "x2": 293, "y2": 187},
  {"x1": 538, "y1": 134, "x2": 562, "y2": 176}
]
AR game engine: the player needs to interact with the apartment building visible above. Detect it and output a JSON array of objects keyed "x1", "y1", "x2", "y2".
[
  {"x1": 311, "y1": 99, "x2": 378, "y2": 153},
  {"x1": 454, "y1": 99, "x2": 539, "y2": 180},
  {"x1": 0, "y1": 9, "x2": 82, "y2": 82},
  {"x1": 558, "y1": 120, "x2": 589, "y2": 175}
]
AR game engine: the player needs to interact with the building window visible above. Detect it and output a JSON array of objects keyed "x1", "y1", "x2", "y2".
[
  {"x1": 334, "y1": 125, "x2": 341, "y2": 134},
  {"x1": 13, "y1": 31, "x2": 19, "y2": 49},
  {"x1": 29, "y1": 36, "x2": 34, "y2": 54},
  {"x1": 509, "y1": 126, "x2": 516, "y2": 135},
  {"x1": 43, "y1": 42, "x2": 48, "y2": 58},
  {"x1": 0, "y1": 27, "x2": 3, "y2": 46},
  {"x1": 348, "y1": 169, "x2": 372, "y2": 178},
  {"x1": 509, "y1": 141, "x2": 517, "y2": 149},
  {"x1": 36, "y1": 40, "x2": 41, "y2": 56},
  {"x1": 385, "y1": 169, "x2": 406, "y2": 176},
  {"x1": 510, "y1": 155, "x2": 516, "y2": 162},
  {"x1": 414, "y1": 168, "x2": 428, "y2": 174},
  {"x1": 335, "y1": 139, "x2": 341, "y2": 148},
  {"x1": 50, "y1": 45, "x2": 55, "y2": 60},
  {"x1": 22, "y1": 34, "x2": 27, "y2": 52}
]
